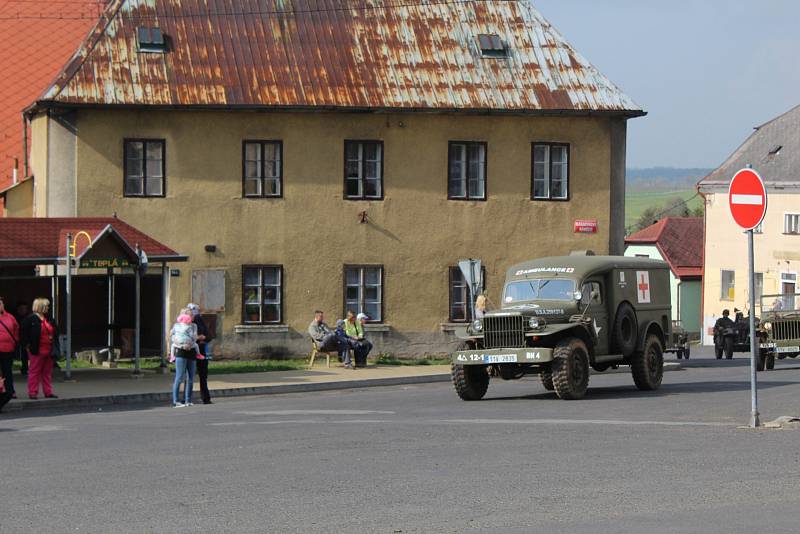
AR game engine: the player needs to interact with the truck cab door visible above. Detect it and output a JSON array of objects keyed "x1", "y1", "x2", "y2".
[{"x1": 582, "y1": 280, "x2": 609, "y2": 355}]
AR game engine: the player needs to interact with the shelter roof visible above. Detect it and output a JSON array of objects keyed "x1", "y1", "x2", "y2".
[
  {"x1": 0, "y1": 217, "x2": 185, "y2": 265},
  {"x1": 0, "y1": 0, "x2": 105, "y2": 191},
  {"x1": 34, "y1": 0, "x2": 643, "y2": 116},
  {"x1": 625, "y1": 217, "x2": 703, "y2": 279},
  {"x1": 699, "y1": 104, "x2": 800, "y2": 189}
]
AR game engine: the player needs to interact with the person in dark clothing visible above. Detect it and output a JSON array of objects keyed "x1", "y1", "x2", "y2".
[
  {"x1": 14, "y1": 302, "x2": 29, "y2": 375},
  {"x1": 187, "y1": 303, "x2": 212, "y2": 404},
  {"x1": 713, "y1": 309, "x2": 736, "y2": 359}
]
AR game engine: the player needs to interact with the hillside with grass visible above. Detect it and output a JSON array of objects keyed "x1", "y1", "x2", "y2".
[{"x1": 625, "y1": 167, "x2": 711, "y2": 233}]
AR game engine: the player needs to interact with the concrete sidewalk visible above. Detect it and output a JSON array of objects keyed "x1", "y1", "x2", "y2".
[
  {"x1": 3, "y1": 364, "x2": 453, "y2": 412},
  {"x1": 3, "y1": 361, "x2": 683, "y2": 413}
]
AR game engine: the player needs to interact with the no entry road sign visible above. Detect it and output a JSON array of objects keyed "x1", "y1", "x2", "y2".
[{"x1": 728, "y1": 168, "x2": 767, "y2": 230}]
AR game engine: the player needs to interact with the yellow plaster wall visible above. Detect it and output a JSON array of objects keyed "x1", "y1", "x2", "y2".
[
  {"x1": 702, "y1": 190, "x2": 800, "y2": 343},
  {"x1": 60, "y1": 109, "x2": 616, "y2": 354},
  {"x1": 29, "y1": 114, "x2": 48, "y2": 216},
  {"x1": 3, "y1": 179, "x2": 34, "y2": 217}
]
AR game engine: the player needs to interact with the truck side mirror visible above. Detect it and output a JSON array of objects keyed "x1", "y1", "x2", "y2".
[{"x1": 590, "y1": 289, "x2": 600, "y2": 303}]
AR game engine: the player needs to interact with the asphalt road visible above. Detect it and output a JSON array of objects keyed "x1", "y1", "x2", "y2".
[{"x1": 2, "y1": 354, "x2": 799, "y2": 534}]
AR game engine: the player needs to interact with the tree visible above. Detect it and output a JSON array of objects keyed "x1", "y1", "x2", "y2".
[
  {"x1": 664, "y1": 196, "x2": 690, "y2": 217},
  {"x1": 691, "y1": 206, "x2": 704, "y2": 217},
  {"x1": 634, "y1": 206, "x2": 661, "y2": 232}
]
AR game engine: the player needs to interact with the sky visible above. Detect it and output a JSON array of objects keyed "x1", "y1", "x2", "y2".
[{"x1": 535, "y1": 0, "x2": 800, "y2": 169}]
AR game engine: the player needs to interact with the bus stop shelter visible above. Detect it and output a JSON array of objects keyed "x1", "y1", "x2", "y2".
[{"x1": 0, "y1": 217, "x2": 187, "y2": 375}]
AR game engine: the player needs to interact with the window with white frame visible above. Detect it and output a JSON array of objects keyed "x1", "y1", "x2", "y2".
[
  {"x1": 124, "y1": 139, "x2": 164, "y2": 197},
  {"x1": 243, "y1": 141, "x2": 282, "y2": 197},
  {"x1": 448, "y1": 142, "x2": 486, "y2": 200},
  {"x1": 532, "y1": 143, "x2": 569, "y2": 200},
  {"x1": 784, "y1": 213, "x2": 800, "y2": 234},
  {"x1": 721, "y1": 269, "x2": 735, "y2": 300},
  {"x1": 754, "y1": 272, "x2": 763, "y2": 303},
  {"x1": 345, "y1": 141, "x2": 383, "y2": 199},
  {"x1": 344, "y1": 265, "x2": 382, "y2": 321},
  {"x1": 242, "y1": 265, "x2": 282, "y2": 323}
]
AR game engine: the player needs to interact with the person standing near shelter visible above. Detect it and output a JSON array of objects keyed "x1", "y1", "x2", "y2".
[
  {"x1": 187, "y1": 303, "x2": 212, "y2": 405},
  {"x1": 170, "y1": 308, "x2": 199, "y2": 408},
  {"x1": 475, "y1": 294, "x2": 487, "y2": 319},
  {"x1": 0, "y1": 297, "x2": 21, "y2": 399},
  {"x1": 20, "y1": 298, "x2": 59, "y2": 399}
]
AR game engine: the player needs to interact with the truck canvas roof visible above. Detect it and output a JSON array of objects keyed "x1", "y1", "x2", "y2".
[{"x1": 507, "y1": 255, "x2": 669, "y2": 281}]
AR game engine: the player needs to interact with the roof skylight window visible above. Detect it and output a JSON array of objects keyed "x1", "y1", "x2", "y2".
[
  {"x1": 478, "y1": 34, "x2": 507, "y2": 57},
  {"x1": 137, "y1": 27, "x2": 166, "y2": 53}
]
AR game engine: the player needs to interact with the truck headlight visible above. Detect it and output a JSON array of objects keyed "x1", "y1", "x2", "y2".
[
  {"x1": 763, "y1": 322, "x2": 772, "y2": 331},
  {"x1": 472, "y1": 319, "x2": 483, "y2": 332},
  {"x1": 528, "y1": 317, "x2": 540, "y2": 329}
]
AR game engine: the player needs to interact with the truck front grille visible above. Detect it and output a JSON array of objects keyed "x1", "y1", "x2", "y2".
[
  {"x1": 483, "y1": 315, "x2": 525, "y2": 349},
  {"x1": 773, "y1": 319, "x2": 800, "y2": 341}
]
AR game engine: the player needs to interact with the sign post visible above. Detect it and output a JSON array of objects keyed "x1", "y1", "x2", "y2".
[
  {"x1": 65, "y1": 233, "x2": 73, "y2": 381},
  {"x1": 728, "y1": 167, "x2": 767, "y2": 428},
  {"x1": 458, "y1": 259, "x2": 483, "y2": 320}
]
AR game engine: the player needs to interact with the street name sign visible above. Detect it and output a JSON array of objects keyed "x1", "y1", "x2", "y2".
[{"x1": 728, "y1": 168, "x2": 767, "y2": 230}]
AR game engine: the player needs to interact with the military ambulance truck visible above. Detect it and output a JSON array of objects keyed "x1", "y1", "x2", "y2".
[{"x1": 451, "y1": 255, "x2": 672, "y2": 401}]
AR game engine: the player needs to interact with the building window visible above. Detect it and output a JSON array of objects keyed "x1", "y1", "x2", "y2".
[
  {"x1": 755, "y1": 272, "x2": 764, "y2": 304},
  {"x1": 242, "y1": 265, "x2": 282, "y2": 324},
  {"x1": 448, "y1": 141, "x2": 486, "y2": 200},
  {"x1": 243, "y1": 141, "x2": 282, "y2": 197},
  {"x1": 784, "y1": 214, "x2": 800, "y2": 234},
  {"x1": 449, "y1": 266, "x2": 486, "y2": 322},
  {"x1": 721, "y1": 269, "x2": 735, "y2": 300},
  {"x1": 344, "y1": 141, "x2": 383, "y2": 199},
  {"x1": 344, "y1": 265, "x2": 383, "y2": 322},
  {"x1": 124, "y1": 139, "x2": 165, "y2": 197},
  {"x1": 532, "y1": 143, "x2": 569, "y2": 200}
]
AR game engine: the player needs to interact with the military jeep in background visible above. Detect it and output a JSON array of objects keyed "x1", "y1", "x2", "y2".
[
  {"x1": 451, "y1": 254, "x2": 672, "y2": 401},
  {"x1": 758, "y1": 292, "x2": 800, "y2": 371}
]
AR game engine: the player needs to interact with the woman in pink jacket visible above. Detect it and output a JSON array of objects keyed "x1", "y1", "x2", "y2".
[
  {"x1": 20, "y1": 298, "x2": 59, "y2": 399},
  {"x1": 0, "y1": 296, "x2": 20, "y2": 399}
]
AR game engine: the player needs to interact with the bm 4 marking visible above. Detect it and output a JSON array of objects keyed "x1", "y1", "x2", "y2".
[{"x1": 451, "y1": 254, "x2": 672, "y2": 401}]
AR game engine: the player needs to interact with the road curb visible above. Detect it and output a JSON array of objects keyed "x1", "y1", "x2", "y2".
[
  {"x1": 3, "y1": 373, "x2": 453, "y2": 413},
  {"x1": 3, "y1": 362, "x2": 683, "y2": 413}
]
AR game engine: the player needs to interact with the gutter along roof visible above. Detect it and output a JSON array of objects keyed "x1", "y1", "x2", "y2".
[{"x1": 34, "y1": 0, "x2": 644, "y2": 116}]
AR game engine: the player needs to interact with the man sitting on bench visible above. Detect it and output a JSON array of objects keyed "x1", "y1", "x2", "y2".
[{"x1": 308, "y1": 310, "x2": 347, "y2": 355}]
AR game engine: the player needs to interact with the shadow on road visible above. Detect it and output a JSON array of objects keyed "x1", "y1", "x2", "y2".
[{"x1": 485, "y1": 378, "x2": 799, "y2": 402}]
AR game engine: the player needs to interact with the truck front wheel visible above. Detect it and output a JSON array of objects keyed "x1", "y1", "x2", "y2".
[
  {"x1": 451, "y1": 364, "x2": 489, "y2": 401},
  {"x1": 540, "y1": 369, "x2": 555, "y2": 391},
  {"x1": 551, "y1": 337, "x2": 590, "y2": 400},
  {"x1": 631, "y1": 334, "x2": 664, "y2": 390}
]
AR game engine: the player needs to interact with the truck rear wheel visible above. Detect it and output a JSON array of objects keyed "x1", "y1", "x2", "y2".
[
  {"x1": 551, "y1": 337, "x2": 590, "y2": 400},
  {"x1": 631, "y1": 334, "x2": 664, "y2": 391},
  {"x1": 539, "y1": 369, "x2": 555, "y2": 391},
  {"x1": 451, "y1": 364, "x2": 489, "y2": 401}
]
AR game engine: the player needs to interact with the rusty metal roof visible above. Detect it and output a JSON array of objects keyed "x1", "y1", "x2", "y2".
[{"x1": 36, "y1": 0, "x2": 644, "y2": 116}]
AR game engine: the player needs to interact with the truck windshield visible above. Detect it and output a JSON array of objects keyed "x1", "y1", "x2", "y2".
[{"x1": 503, "y1": 279, "x2": 576, "y2": 303}]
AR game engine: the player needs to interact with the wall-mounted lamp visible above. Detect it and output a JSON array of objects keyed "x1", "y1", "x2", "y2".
[
  {"x1": 358, "y1": 211, "x2": 368, "y2": 224},
  {"x1": 204, "y1": 245, "x2": 217, "y2": 253}
]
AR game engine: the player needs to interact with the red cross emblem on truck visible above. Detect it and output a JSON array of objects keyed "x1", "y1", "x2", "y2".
[{"x1": 636, "y1": 271, "x2": 651, "y2": 304}]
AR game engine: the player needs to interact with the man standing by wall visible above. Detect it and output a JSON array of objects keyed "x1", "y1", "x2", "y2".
[{"x1": 188, "y1": 303, "x2": 212, "y2": 405}]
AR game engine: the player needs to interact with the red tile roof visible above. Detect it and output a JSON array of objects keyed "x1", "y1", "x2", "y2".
[
  {"x1": 0, "y1": 217, "x2": 184, "y2": 264},
  {"x1": 626, "y1": 217, "x2": 704, "y2": 279},
  {"x1": 0, "y1": 1, "x2": 104, "y2": 191}
]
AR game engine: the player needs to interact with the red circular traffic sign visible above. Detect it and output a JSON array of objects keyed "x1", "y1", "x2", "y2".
[{"x1": 728, "y1": 168, "x2": 767, "y2": 230}]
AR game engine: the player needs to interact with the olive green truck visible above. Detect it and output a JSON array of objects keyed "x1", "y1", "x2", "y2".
[{"x1": 451, "y1": 255, "x2": 672, "y2": 401}]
